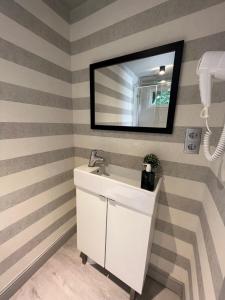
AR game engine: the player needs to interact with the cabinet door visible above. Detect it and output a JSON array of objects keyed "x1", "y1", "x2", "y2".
[
  {"x1": 76, "y1": 188, "x2": 107, "y2": 267},
  {"x1": 105, "y1": 200, "x2": 151, "y2": 293}
]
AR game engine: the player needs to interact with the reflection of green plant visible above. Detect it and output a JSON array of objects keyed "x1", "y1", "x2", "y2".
[
  {"x1": 155, "y1": 91, "x2": 170, "y2": 105},
  {"x1": 144, "y1": 154, "x2": 160, "y2": 170}
]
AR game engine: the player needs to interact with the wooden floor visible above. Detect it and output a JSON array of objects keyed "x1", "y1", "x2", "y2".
[{"x1": 11, "y1": 235, "x2": 180, "y2": 300}]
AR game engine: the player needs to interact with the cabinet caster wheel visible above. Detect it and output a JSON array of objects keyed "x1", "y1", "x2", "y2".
[
  {"x1": 80, "y1": 252, "x2": 88, "y2": 265},
  {"x1": 130, "y1": 289, "x2": 138, "y2": 300}
]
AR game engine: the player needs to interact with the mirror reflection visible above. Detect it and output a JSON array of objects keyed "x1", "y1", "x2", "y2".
[{"x1": 94, "y1": 51, "x2": 175, "y2": 128}]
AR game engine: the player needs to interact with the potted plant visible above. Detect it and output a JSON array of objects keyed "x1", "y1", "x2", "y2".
[{"x1": 141, "y1": 154, "x2": 160, "y2": 191}]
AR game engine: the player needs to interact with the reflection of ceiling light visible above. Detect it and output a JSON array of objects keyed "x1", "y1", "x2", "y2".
[
  {"x1": 159, "y1": 65, "x2": 165, "y2": 75},
  {"x1": 159, "y1": 80, "x2": 166, "y2": 84}
]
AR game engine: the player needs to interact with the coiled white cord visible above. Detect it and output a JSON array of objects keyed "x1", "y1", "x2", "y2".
[{"x1": 201, "y1": 107, "x2": 225, "y2": 161}]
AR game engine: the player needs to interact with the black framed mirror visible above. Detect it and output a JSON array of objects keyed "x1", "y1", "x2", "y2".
[{"x1": 90, "y1": 41, "x2": 184, "y2": 134}]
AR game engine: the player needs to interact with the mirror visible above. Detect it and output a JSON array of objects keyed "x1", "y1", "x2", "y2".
[{"x1": 90, "y1": 41, "x2": 184, "y2": 133}]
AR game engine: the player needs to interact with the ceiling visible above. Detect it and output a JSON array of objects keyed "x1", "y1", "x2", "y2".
[
  {"x1": 123, "y1": 52, "x2": 175, "y2": 78},
  {"x1": 61, "y1": 0, "x2": 85, "y2": 10}
]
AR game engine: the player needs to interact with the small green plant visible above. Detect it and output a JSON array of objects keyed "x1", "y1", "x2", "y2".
[{"x1": 144, "y1": 154, "x2": 160, "y2": 170}]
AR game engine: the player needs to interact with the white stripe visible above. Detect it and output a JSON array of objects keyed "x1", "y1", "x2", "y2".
[
  {"x1": 74, "y1": 156, "x2": 88, "y2": 167},
  {"x1": 73, "y1": 134, "x2": 209, "y2": 166},
  {"x1": 209, "y1": 145, "x2": 225, "y2": 180},
  {"x1": 0, "y1": 199, "x2": 75, "y2": 264},
  {"x1": 196, "y1": 223, "x2": 216, "y2": 300},
  {"x1": 15, "y1": 0, "x2": 69, "y2": 40},
  {"x1": 150, "y1": 253, "x2": 190, "y2": 300},
  {"x1": 162, "y1": 176, "x2": 205, "y2": 202},
  {"x1": 71, "y1": 60, "x2": 199, "y2": 98},
  {"x1": 0, "y1": 59, "x2": 71, "y2": 98},
  {"x1": 70, "y1": 0, "x2": 167, "y2": 41},
  {"x1": 0, "y1": 158, "x2": 74, "y2": 197},
  {"x1": 175, "y1": 103, "x2": 225, "y2": 127},
  {"x1": 0, "y1": 217, "x2": 75, "y2": 292},
  {"x1": 0, "y1": 13, "x2": 70, "y2": 70},
  {"x1": 109, "y1": 65, "x2": 136, "y2": 85},
  {"x1": 71, "y1": 3, "x2": 225, "y2": 70},
  {"x1": 95, "y1": 112, "x2": 132, "y2": 124},
  {"x1": 73, "y1": 109, "x2": 89, "y2": 124},
  {"x1": 72, "y1": 101, "x2": 225, "y2": 127},
  {"x1": 95, "y1": 92, "x2": 133, "y2": 110},
  {"x1": 72, "y1": 81, "x2": 89, "y2": 98},
  {"x1": 95, "y1": 70, "x2": 133, "y2": 97},
  {"x1": 157, "y1": 204, "x2": 199, "y2": 232},
  {"x1": 0, "y1": 180, "x2": 74, "y2": 231},
  {"x1": 0, "y1": 101, "x2": 73, "y2": 123},
  {"x1": 0, "y1": 135, "x2": 73, "y2": 160}
]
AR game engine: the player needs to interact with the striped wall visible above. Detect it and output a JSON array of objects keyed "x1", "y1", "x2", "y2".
[
  {"x1": 70, "y1": 1, "x2": 225, "y2": 300},
  {"x1": 94, "y1": 65, "x2": 134, "y2": 125},
  {"x1": 0, "y1": 0, "x2": 75, "y2": 297},
  {"x1": 0, "y1": 1, "x2": 225, "y2": 300}
]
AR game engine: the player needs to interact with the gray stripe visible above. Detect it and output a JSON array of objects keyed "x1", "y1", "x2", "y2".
[
  {"x1": 192, "y1": 234, "x2": 205, "y2": 300},
  {"x1": 0, "y1": 227, "x2": 76, "y2": 300},
  {"x1": 219, "y1": 279, "x2": 225, "y2": 300},
  {"x1": 0, "y1": 147, "x2": 74, "y2": 177},
  {"x1": 206, "y1": 169, "x2": 225, "y2": 225},
  {"x1": 71, "y1": 0, "x2": 224, "y2": 54},
  {"x1": 70, "y1": 0, "x2": 117, "y2": 24},
  {"x1": 0, "y1": 82, "x2": 72, "y2": 109},
  {"x1": 0, "y1": 0, "x2": 70, "y2": 54},
  {"x1": 73, "y1": 98, "x2": 89, "y2": 110},
  {"x1": 72, "y1": 31, "x2": 225, "y2": 84},
  {"x1": 73, "y1": 123, "x2": 186, "y2": 142},
  {"x1": 155, "y1": 219, "x2": 205, "y2": 300},
  {"x1": 151, "y1": 243, "x2": 190, "y2": 275},
  {"x1": 97, "y1": 121, "x2": 132, "y2": 126},
  {"x1": 0, "y1": 170, "x2": 73, "y2": 212},
  {"x1": 151, "y1": 244, "x2": 193, "y2": 300},
  {"x1": 159, "y1": 191, "x2": 202, "y2": 215},
  {"x1": 72, "y1": 81, "x2": 225, "y2": 107},
  {"x1": 0, "y1": 190, "x2": 75, "y2": 246},
  {"x1": 95, "y1": 103, "x2": 132, "y2": 115},
  {"x1": 42, "y1": 0, "x2": 70, "y2": 23},
  {"x1": 162, "y1": 160, "x2": 208, "y2": 182},
  {"x1": 199, "y1": 208, "x2": 223, "y2": 299},
  {"x1": 74, "y1": 147, "x2": 208, "y2": 182},
  {"x1": 0, "y1": 123, "x2": 73, "y2": 139},
  {"x1": 0, "y1": 37, "x2": 71, "y2": 83},
  {"x1": 96, "y1": 83, "x2": 132, "y2": 102},
  {"x1": 178, "y1": 81, "x2": 225, "y2": 105},
  {"x1": 98, "y1": 68, "x2": 133, "y2": 90},
  {"x1": 0, "y1": 209, "x2": 76, "y2": 275},
  {"x1": 148, "y1": 264, "x2": 184, "y2": 298},
  {"x1": 72, "y1": 68, "x2": 89, "y2": 83},
  {"x1": 185, "y1": 31, "x2": 225, "y2": 62}
]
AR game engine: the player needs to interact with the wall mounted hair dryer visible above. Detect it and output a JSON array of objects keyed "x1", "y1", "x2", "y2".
[{"x1": 196, "y1": 51, "x2": 225, "y2": 161}]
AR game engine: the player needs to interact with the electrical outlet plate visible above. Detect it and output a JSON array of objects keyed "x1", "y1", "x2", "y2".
[{"x1": 184, "y1": 128, "x2": 202, "y2": 154}]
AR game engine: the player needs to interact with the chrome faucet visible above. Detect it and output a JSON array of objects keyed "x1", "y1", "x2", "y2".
[{"x1": 88, "y1": 150, "x2": 104, "y2": 167}]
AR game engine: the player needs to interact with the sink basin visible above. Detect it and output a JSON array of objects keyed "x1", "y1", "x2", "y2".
[{"x1": 74, "y1": 164, "x2": 162, "y2": 216}]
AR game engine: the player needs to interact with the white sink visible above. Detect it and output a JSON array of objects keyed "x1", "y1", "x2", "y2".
[{"x1": 74, "y1": 164, "x2": 162, "y2": 216}]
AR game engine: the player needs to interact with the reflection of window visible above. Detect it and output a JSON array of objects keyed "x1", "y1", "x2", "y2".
[{"x1": 153, "y1": 90, "x2": 170, "y2": 105}]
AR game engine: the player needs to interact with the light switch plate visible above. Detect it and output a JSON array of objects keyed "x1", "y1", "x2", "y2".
[{"x1": 184, "y1": 128, "x2": 202, "y2": 154}]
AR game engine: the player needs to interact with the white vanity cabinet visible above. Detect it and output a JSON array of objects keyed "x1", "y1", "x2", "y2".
[
  {"x1": 105, "y1": 199, "x2": 152, "y2": 293},
  {"x1": 76, "y1": 188, "x2": 107, "y2": 267},
  {"x1": 74, "y1": 165, "x2": 161, "y2": 297},
  {"x1": 76, "y1": 188, "x2": 155, "y2": 295}
]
